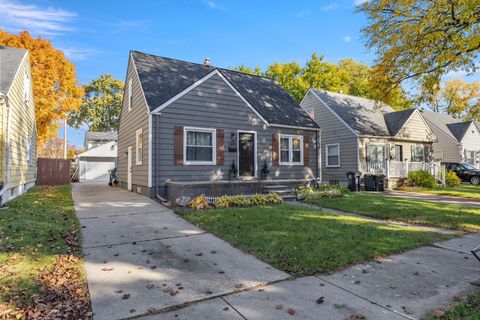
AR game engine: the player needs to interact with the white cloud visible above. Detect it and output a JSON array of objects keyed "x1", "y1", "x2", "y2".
[
  {"x1": 343, "y1": 36, "x2": 352, "y2": 43},
  {"x1": 203, "y1": 0, "x2": 227, "y2": 10},
  {"x1": 61, "y1": 47, "x2": 106, "y2": 61},
  {"x1": 353, "y1": 0, "x2": 368, "y2": 6},
  {"x1": 0, "y1": 0, "x2": 76, "y2": 36}
]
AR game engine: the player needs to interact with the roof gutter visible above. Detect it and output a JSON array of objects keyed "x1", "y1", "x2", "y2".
[
  {"x1": 0, "y1": 93, "x2": 12, "y2": 204},
  {"x1": 269, "y1": 123, "x2": 320, "y2": 131}
]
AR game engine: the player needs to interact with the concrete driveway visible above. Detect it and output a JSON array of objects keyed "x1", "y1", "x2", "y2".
[{"x1": 73, "y1": 182, "x2": 289, "y2": 320}]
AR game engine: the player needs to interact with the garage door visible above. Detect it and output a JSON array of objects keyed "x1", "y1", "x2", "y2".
[{"x1": 80, "y1": 157, "x2": 116, "y2": 182}]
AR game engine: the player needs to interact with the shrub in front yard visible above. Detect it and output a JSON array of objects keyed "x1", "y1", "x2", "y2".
[
  {"x1": 407, "y1": 170, "x2": 437, "y2": 188},
  {"x1": 211, "y1": 193, "x2": 283, "y2": 209},
  {"x1": 304, "y1": 189, "x2": 343, "y2": 200},
  {"x1": 445, "y1": 171, "x2": 461, "y2": 187},
  {"x1": 188, "y1": 194, "x2": 210, "y2": 209}
]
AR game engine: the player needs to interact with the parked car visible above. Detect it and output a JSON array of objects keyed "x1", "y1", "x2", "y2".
[{"x1": 442, "y1": 162, "x2": 480, "y2": 184}]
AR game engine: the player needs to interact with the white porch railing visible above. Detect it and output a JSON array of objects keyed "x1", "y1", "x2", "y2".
[{"x1": 360, "y1": 161, "x2": 444, "y2": 181}]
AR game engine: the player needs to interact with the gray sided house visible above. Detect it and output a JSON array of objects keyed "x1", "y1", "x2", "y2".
[
  {"x1": 300, "y1": 89, "x2": 438, "y2": 188},
  {"x1": 420, "y1": 110, "x2": 480, "y2": 168},
  {"x1": 117, "y1": 51, "x2": 320, "y2": 200}
]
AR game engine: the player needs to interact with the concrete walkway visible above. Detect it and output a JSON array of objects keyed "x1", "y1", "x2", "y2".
[
  {"x1": 73, "y1": 182, "x2": 289, "y2": 320},
  {"x1": 74, "y1": 183, "x2": 480, "y2": 320},
  {"x1": 385, "y1": 191, "x2": 480, "y2": 208}
]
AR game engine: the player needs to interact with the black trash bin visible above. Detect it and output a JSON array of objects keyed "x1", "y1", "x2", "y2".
[
  {"x1": 376, "y1": 175, "x2": 385, "y2": 191},
  {"x1": 346, "y1": 172, "x2": 356, "y2": 192},
  {"x1": 364, "y1": 175, "x2": 376, "y2": 191}
]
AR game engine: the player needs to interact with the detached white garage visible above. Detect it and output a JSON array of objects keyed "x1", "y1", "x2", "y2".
[{"x1": 77, "y1": 141, "x2": 117, "y2": 182}]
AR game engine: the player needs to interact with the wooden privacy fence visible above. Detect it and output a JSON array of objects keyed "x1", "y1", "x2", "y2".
[{"x1": 36, "y1": 158, "x2": 71, "y2": 185}]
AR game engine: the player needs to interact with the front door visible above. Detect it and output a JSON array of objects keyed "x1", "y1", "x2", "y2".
[
  {"x1": 395, "y1": 145, "x2": 403, "y2": 162},
  {"x1": 127, "y1": 146, "x2": 132, "y2": 191},
  {"x1": 238, "y1": 132, "x2": 255, "y2": 178}
]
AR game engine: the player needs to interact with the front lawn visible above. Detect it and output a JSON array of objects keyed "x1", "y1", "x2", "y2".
[
  {"x1": 179, "y1": 204, "x2": 445, "y2": 276},
  {"x1": 426, "y1": 291, "x2": 480, "y2": 320},
  {"x1": 397, "y1": 184, "x2": 480, "y2": 200},
  {"x1": 305, "y1": 193, "x2": 480, "y2": 232},
  {"x1": 0, "y1": 185, "x2": 91, "y2": 319}
]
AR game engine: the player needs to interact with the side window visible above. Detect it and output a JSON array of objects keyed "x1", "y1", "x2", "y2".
[
  {"x1": 136, "y1": 128, "x2": 143, "y2": 165},
  {"x1": 23, "y1": 68, "x2": 30, "y2": 103},
  {"x1": 128, "y1": 78, "x2": 132, "y2": 111}
]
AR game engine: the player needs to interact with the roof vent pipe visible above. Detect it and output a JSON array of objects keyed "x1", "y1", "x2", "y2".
[{"x1": 204, "y1": 57, "x2": 211, "y2": 66}]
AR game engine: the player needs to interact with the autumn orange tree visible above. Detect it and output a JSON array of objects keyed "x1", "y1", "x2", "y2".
[{"x1": 0, "y1": 30, "x2": 83, "y2": 144}]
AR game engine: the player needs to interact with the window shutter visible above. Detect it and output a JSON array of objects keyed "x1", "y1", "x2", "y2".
[
  {"x1": 272, "y1": 133, "x2": 279, "y2": 166},
  {"x1": 174, "y1": 126, "x2": 183, "y2": 165},
  {"x1": 303, "y1": 135, "x2": 310, "y2": 166},
  {"x1": 365, "y1": 143, "x2": 370, "y2": 162},
  {"x1": 216, "y1": 129, "x2": 224, "y2": 165}
]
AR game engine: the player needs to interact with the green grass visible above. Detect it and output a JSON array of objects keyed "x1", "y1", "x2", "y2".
[
  {"x1": 179, "y1": 204, "x2": 445, "y2": 276},
  {"x1": 305, "y1": 193, "x2": 480, "y2": 232},
  {"x1": 397, "y1": 185, "x2": 480, "y2": 200},
  {"x1": 426, "y1": 291, "x2": 480, "y2": 320},
  {"x1": 0, "y1": 185, "x2": 82, "y2": 306}
]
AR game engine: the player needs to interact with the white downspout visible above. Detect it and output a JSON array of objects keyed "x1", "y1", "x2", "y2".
[{"x1": 0, "y1": 93, "x2": 12, "y2": 203}]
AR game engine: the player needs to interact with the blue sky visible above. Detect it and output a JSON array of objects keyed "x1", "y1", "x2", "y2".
[{"x1": 0, "y1": 0, "x2": 477, "y2": 146}]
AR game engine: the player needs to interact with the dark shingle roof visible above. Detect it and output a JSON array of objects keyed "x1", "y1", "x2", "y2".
[
  {"x1": 419, "y1": 110, "x2": 471, "y2": 142},
  {"x1": 311, "y1": 89, "x2": 394, "y2": 136},
  {"x1": 384, "y1": 108, "x2": 417, "y2": 136},
  {"x1": 85, "y1": 131, "x2": 118, "y2": 142},
  {"x1": 447, "y1": 121, "x2": 474, "y2": 142},
  {"x1": 0, "y1": 46, "x2": 27, "y2": 95},
  {"x1": 131, "y1": 51, "x2": 318, "y2": 129}
]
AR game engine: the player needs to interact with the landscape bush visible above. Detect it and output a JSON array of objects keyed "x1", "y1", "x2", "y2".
[
  {"x1": 445, "y1": 171, "x2": 461, "y2": 187},
  {"x1": 188, "y1": 194, "x2": 210, "y2": 210},
  {"x1": 407, "y1": 170, "x2": 437, "y2": 188},
  {"x1": 212, "y1": 193, "x2": 283, "y2": 209},
  {"x1": 304, "y1": 189, "x2": 344, "y2": 200}
]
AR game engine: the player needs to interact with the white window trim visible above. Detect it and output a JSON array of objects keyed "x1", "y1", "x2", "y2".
[
  {"x1": 136, "y1": 128, "x2": 143, "y2": 165},
  {"x1": 411, "y1": 144, "x2": 425, "y2": 162},
  {"x1": 367, "y1": 143, "x2": 387, "y2": 163},
  {"x1": 279, "y1": 134, "x2": 304, "y2": 166},
  {"x1": 128, "y1": 78, "x2": 132, "y2": 111},
  {"x1": 183, "y1": 126, "x2": 216, "y2": 165},
  {"x1": 326, "y1": 143, "x2": 341, "y2": 168}
]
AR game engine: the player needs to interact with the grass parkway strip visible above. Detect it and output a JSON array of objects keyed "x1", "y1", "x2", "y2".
[
  {"x1": 179, "y1": 204, "x2": 446, "y2": 276},
  {"x1": 305, "y1": 192, "x2": 480, "y2": 232}
]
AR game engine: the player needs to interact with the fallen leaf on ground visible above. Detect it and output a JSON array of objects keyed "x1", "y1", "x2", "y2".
[
  {"x1": 276, "y1": 304, "x2": 283, "y2": 310},
  {"x1": 316, "y1": 297, "x2": 324, "y2": 304},
  {"x1": 287, "y1": 308, "x2": 295, "y2": 315}
]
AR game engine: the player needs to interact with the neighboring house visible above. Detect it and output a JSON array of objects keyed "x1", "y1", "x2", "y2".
[
  {"x1": 84, "y1": 131, "x2": 117, "y2": 150},
  {"x1": 420, "y1": 110, "x2": 480, "y2": 168},
  {"x1": 0, "y1": 46, "x2": 37, "y2": 205},
  {"x1": 76, "y1": 141, "x2": 117, "y2": 182},
  {"x1": 117, "y1": 51, "x2": 320, "y2": 200},
  {"x1": 300, "y1": 89, "x2": 437, "y2": 188}
]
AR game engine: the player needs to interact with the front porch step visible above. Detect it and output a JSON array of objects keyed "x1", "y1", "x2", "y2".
[
  {"x1": 281, "y1": 194, "x2": 297, "y2": 201},
  {"x1": 263, "y1": 185, "x2": 289, "y2": 191}
]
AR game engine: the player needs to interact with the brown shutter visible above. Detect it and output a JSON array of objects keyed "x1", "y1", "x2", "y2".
[
  {"x1": 272, "y1": 132, "x2": 279, "y2": 166},
  {"x1": 174, "y1": 126, "x2": 183, "y2": 165},
  {"x1": 303, "y1": 135, "x2": 310, "y2": 166},
  {"x1": 216, "y1": 129, "x2": 224, "y2": 165}
]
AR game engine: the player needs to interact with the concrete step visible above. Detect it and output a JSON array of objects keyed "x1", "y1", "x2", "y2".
[
  {"x1": 281, "y1": 194, "x2": 297, "y2": 201},
  {"x1": 263, "y1": 185, "x2": 289, "y2": 190}
]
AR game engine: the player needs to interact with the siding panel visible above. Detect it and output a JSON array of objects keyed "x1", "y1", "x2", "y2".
[
  {"x1": 300, "y1": 92, "x2": 357, "y2": 183},
  {"x1": 117, "y1": 56, "x2": 150, "y2": 189},
  {"x1": 153, "y1": 74, "x2": 319, "y2": 194}
]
